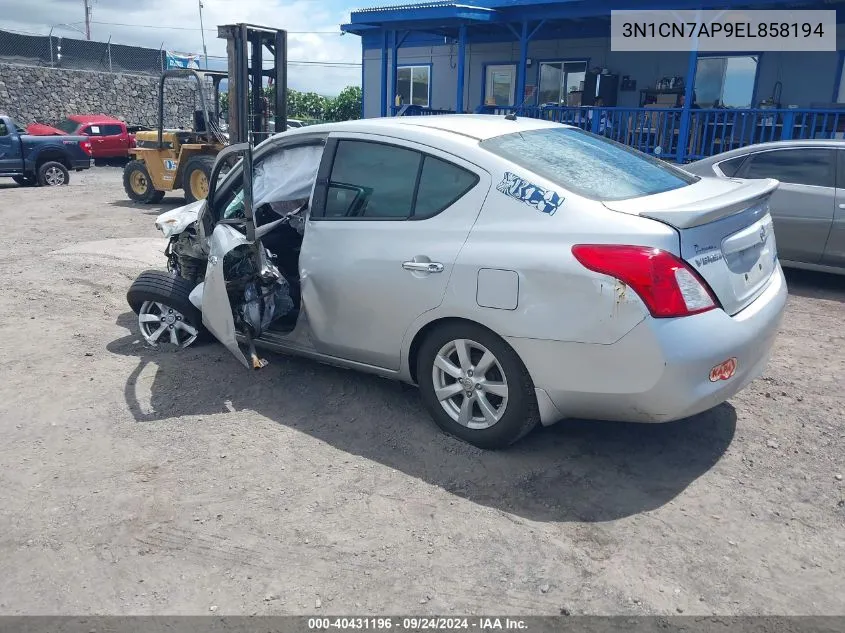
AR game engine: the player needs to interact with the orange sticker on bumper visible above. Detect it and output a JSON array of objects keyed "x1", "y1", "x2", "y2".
[{"x1": 709, "y1": 357, "x2": 737, "y2": 382}]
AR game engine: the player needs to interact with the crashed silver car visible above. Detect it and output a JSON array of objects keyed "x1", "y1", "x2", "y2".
[{"x1": 127, "y1": 115, "x2": 786, "y2": 449}]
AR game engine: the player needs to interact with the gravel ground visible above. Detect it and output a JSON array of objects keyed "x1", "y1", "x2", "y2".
[{"x1": 0, "y1": 166, "x2": 842, "y2": 616}]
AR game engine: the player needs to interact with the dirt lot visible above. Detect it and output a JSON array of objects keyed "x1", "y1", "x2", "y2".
[{"x1": 0, "y1": 166, "x2": 842, "y2": 616}]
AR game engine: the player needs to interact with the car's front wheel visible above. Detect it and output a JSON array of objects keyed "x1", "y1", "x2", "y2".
[
  {"x1": 416, "y1": 322, "x2": 540, "y2": 449},
  {"x1": 127, "y1": 270, "x2": 205, "y2": 348}
]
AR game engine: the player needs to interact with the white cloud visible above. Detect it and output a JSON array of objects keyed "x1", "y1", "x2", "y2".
[{"x1": 0, "y1": 0, "x2": 363, "y2": 95}]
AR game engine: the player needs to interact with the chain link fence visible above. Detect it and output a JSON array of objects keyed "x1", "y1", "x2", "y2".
[{"x1": 0, "y1": 28, "x2": 166, "y2": 75}]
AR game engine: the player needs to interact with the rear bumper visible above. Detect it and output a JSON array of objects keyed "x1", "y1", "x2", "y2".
[
  {"x1": 71, "y1": 158, "x2": 94, "y2": 171},
  {"x1": 509, "y1": 264, "x2": 788, "y2": 425}
]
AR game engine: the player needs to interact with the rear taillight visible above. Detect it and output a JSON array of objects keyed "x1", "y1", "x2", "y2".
[
  {"x1": 571, "y1": 244, "x2": 718, "y2": 318},
  {"x1": 80, "y1": 140, "x2": 93, "y2": 156}
]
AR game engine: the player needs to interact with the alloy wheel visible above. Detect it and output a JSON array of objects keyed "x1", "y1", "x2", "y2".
[
  {"x1": 138, "y1": 300, "x2": 199, "y2": 348},
  {"x1": 431, "y1": 338, "x2": 509, "y2": 429},
  {"x1": 45, "y1": 166, "x2": 66, "y2": 186}
]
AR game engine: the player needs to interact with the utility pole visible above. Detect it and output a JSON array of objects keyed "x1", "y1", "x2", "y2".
[
  {"x1": 83, "y1": 0, "x2": 92, "y2": 40},
  {"x1": 198, "y1": 0, "x2": 209, "y2": 69}
]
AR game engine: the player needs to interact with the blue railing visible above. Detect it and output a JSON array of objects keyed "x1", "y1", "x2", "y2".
[
  {"x1": 392, "y1": 104, "x2": 455, "y2": 116},
  {"x1": 396, "y1": 104, "x2": 845, "y2": 162}
]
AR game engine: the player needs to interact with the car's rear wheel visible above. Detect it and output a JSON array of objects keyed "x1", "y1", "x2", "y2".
[
  {"x1": 416, "y1": 322, "x2": 539, "y2": 449},
  {"x1": 13, "y1": 175, "x2": 36, "y2": 187},
  {"x1": 183, "y1": 156, "x2": 214, "y2": 204},
  {"x1": 37, "y1": 161, "x2": 69, "y2": 186},
  {"x1": 127, "y1": 270, "x2": 205, "y2": 348},
  {"x1": 124, "y1": 160, "x2": 165, "y2": 203}
]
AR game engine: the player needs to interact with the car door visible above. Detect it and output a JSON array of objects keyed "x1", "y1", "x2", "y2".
[
  {"x1": 822, "y1": 149, "x2": 845, "y2": 268},
  {"x1": 100, "y1": 124, "x2": 126, "y2": 157},
  {"x1": 0, "y1": 120, "x2": 22, "y2": 173},
  {"x1": 200, "y1": 143, "x2": 261, "y2": 368},
  {"x1": 300, "y1": 133, "x2": 490, "y2": 371},
  {"x1": 82, "y1": 125, "x2": 106, "y2": 157},
  {"x1": 736, "y1": 146, "x2": 835, "y2": 264},
  {"x1": 199, "y1": 137, "x2": 327, "y2": 368}
]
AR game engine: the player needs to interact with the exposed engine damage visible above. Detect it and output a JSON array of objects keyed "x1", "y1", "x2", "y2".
[
  {"x1": 143, "y1": 139, "x2": 323, "y2": 369},
  {"x1": 166, "y1": 227, "x2": 207, "y2": 284},
  {"x1": 223, "y1": 243, "x2": 295, "y2": 340}
]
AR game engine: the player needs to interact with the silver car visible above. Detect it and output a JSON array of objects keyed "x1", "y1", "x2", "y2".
[
  {"x1": 685, "y1": 140, "x2": 845, "y2": 276},
  {"x1": 127, "y1": 115, "x2": 787, "y2": 449}
]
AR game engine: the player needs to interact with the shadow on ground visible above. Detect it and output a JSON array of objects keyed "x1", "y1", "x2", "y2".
[
  {"x1": 107, "y1": 311, "x2": 737, "y2": 523},
  {"x1": 109, "y1": 198, "x2": 187, "y2": 214},
  {"x1": 783, "y1": 268, "x2": 845, "y2": 303}
]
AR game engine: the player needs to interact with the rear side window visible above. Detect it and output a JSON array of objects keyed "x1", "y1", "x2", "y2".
[
  {"x1": 414, "y1": 156, "x2": 478, "y2": 219},
  {"x1": 56, "y1": 119, "x2": 80, "y2": 134},
  {"x1": 322, "y1": 140, "x2": 478, "y2": 220},
  {"x1": 715, "y1": 155, "x2": 747, "y2": 177},
  {"x1": 480, "y1": 127, "x2": 697, "y2": 201},
  {"x1": 101, "y1": 124, "x2": 123, "y2": 135},
  {"x1": 838, "y1": 150, "x2": 845, "y2": 188},
  {"x1": 739, "y1": 148, "x2": 835, "y2": 188}
]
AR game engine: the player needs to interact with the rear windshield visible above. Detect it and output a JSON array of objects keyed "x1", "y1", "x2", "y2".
[
  {"x1": 480, "y1": 127, "x2": 698, "y2": 201},
  {"x1": 56, "y1": 119, "x2": 81, "y2": 134}
]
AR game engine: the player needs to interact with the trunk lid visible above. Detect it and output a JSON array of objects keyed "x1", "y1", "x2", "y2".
[{"x1": 603, "y1": 177, "x2": 780, "y2": 316}]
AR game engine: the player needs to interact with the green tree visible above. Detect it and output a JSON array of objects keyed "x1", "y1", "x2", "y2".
[{"x1": 325, "y1": 86, "x2": 362, "y2": 122}]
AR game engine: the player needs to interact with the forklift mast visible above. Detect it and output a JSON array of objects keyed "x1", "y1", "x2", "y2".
[{"x1": 218, "y1": 23, "x2": 288, "y2": 146}]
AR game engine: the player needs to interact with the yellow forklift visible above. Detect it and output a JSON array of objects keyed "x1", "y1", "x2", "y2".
[
  {"x1": 124, "y1": 24, "x2": 288, "y2": 204},
  {"x1": 123, "y1": 68, "x2": 227, "y2": 204}
]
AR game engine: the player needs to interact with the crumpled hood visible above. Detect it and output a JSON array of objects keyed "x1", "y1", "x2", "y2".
[
  {"x1": 26, "y1": 123, "x2": 67, "y2": 136},
  {"x1": 154, "y1": 200, "x2": 204, "y2": 238}
]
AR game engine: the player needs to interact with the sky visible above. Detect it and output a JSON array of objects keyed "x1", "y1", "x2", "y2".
[{"x1": 0, "y1": 0, "x2": 398, "y2": 96}]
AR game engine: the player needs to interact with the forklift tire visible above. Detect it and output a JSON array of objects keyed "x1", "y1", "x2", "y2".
[
  {"x1": 124, "y1": 160, "x2": 165, "y2": 204},
  {"x1": 183, "y1": 156, "x2": 215, "y2": 204},
  {"x1": 13, "y1": 175, "x2": 37, "y2": 187}
]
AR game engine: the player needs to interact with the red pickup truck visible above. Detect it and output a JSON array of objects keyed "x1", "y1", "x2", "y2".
[{"x1": 26, "y1": 115, "x2": 136, "y2": 159}]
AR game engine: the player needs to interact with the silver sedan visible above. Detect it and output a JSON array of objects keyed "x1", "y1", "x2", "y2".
[
  {"x1": 127, "y1": 115, "x2": 787, "y2": 449},
  {"x1": 685, "y1": 140, "x2": 845, "y2": 276}
]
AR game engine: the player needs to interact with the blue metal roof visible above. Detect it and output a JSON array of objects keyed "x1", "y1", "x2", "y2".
[
  {"x1": 351, "y1": 1, "x2": 461, "y2": 13},
  {"x1": 344, "y1": 0, "x2": 845, "y2": 29}
]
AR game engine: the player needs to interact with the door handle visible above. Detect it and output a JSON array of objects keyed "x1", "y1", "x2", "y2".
[
  {"x1": 402, "y1": 261, "x2": 444, "y2": 273},
  {"x1": 838, "y1": 203, "x2": 845, "y2": 209}
]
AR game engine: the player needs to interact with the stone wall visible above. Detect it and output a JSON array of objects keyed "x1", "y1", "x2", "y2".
[{"x1": 0, "y1": 63, "x2": 200, "y2": 129}]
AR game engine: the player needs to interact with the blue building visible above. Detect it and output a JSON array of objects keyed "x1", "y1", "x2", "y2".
[{"x1": 341, "y1": 0, "x2": 845, "y2": 162}]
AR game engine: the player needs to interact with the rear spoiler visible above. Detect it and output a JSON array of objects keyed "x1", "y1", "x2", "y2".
[{"x1": 604, "y1": 178, "x2": 779, "y2": 229}]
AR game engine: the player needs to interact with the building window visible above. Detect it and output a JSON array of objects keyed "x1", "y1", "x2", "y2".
[
  {"x1": 537, "y1": 61, "x2": 587, "y2": 106},
  {"x1": 695, "y1": 55, "x2": 757, "y2": 108},
  {"x1": 396, "y1": 65, "x2": 430, "y2": 107},
  {"x1": 837, "y1": 56, "x2": 845, "y2": 103},
  {"x1": 484, "y1": 64, "x2": 517, "y2": 106}
]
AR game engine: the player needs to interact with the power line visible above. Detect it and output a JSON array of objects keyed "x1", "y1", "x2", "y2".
[
  {"x1": 89, "y1": 20, "x2": 342, "y2": 35},
  {"x1": 0, "y1": 25, "x2": 361, "y2": 67},
  {"x1": 203, "y1": 54, "x2": 360, "y2": 67}
]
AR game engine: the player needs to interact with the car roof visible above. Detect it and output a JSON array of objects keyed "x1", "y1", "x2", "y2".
[
  {"x1": 68, "y1": 114, "x2": 124, "y2": 124},
  {"x1": 690, "y1": 138, "x2": 845, "y2": 165},
  {"x1": 299, "y1": 114, "x2": 563, "y2": 141}
]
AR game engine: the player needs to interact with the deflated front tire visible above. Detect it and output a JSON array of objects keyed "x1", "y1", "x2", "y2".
[{"x1": 127, "y1": 270, "x2": 207, "y2": 348}]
